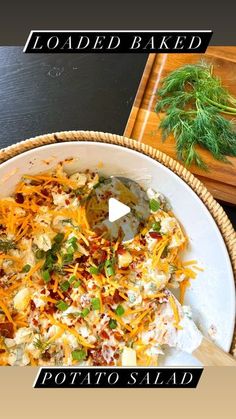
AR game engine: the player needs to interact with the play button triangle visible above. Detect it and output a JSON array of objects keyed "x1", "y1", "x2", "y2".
[{"x1": 108, "y1": 197, "x2": 131, "y2": 222}]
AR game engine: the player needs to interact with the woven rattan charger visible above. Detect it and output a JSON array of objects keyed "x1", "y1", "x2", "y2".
[{"x1": 0, "y1": 130, "x2": 235, "y2": 355}]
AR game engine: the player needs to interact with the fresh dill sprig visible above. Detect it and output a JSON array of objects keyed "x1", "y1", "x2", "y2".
[
  {"x1": 33, "y1": 337, "x2": 50, "y2": 352},
  {"x1": 0, "y1": 239, "x2": 16, "y2": 252},
  {"x1": 155, "y1": 61, "x2": 236, "y2": 169}
]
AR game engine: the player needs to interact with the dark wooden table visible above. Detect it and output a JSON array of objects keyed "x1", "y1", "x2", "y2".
[{"x1": 0, "y1": 47, "x2": 235, "y2": 228}]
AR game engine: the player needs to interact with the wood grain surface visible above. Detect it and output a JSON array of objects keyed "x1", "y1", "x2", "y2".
[
  {"x1": 0, "y1": 47, "x2": 148, "y2": 148},
  {"x1": 124, "y1": 48, "x2": 236, "y2": 204}
]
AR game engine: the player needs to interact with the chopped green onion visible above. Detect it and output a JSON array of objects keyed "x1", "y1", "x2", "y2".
[
  {"x1": 22, "y1": 264, "x2": 31, "y2": 273},
  {"x1": 73, "y1": 280, "x2": 81, "y2": 288},
  {"x1": 91, "y1": 297, "x2": 100, "y2": 311},
  {"x1": 42, "y1": 270, "x2": 50, "y2": 282},
  {"x1": 56, "y1": 300, "x2": 69, "y2": 311},
  {"x1": 109, "y1": 319, "x2": 117, "y2": 329},
  {"x1": 62, "y1": 253, "x2": 74, "y2": 264},
  {"x1": 105, "y1": 259, "x2": 115, "y2": 277},
  {"x1": 149, "y1": 199, "x2": 160, "y2": 212},
  {"x1": 106, "y1": 265, "x2": 115, "y2": 277},
  {"x1": 35, "y1": 249, "x2": 45, "y2": 259},
  {"x1": 71, "y1": 349, "x2": 86, "y2": 361},
  {"x1": 60, "y1": 280, "x2": 70, "y2": 292},
  {"x1": 115, "y1": 305, "x2": 125, "y2": 316},
  {"x1": 81, "y1": 308, "x2": 90, "y2": 318},
  {"x1": 152, "y1": 221, "x2": 161, "y2": 232},
  {"x1": 68, "y1": 236, "x2": 77, "y2": 245},
  {"x1": 89, "y1": 266, "x2": 99, "y2": 275},
  {"x1": 69, "y1": 275, "x2": 77, "y2": 283},
  {"x1": 68, "y1": 236, "x2": 78, "y2": 251},
  {"x1": 67, "y1": 245, "x2": 75, "y2": 255},
  {"x1": 54, "y1": 233, "x2": 65, "y2": 243}
]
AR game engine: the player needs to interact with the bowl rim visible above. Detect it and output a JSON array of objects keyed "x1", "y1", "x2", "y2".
[{"x1": 0, "y1": 129, "x2": 235, "y2": 354}]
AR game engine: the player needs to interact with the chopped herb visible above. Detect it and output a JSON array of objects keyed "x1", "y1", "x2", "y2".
[
  {"x1": 81, "y1": 308, "x2": 90, "y2": 318},
  {"x1": 22, "y1": 264, "x2": 31, "y2": 273},
  {"x1": 56, "y1": 300, "x2": 69, "y2": 311},
  {"x1": 91, "y1": 297, "x2": 100, "y2": 311},
  {"x1": 73, "y1": 280, "x2": 81, "y2": 288},
  {"x1": 69, "y1": 275, "x2": 77, "y2": 283},
  {"x1": 105, "y1": 259, "x2": 115, "y2": 277},
  {"x1": 33, "y1": 337, "x2": 49, "y2": 352},
  {"x1": 60, "y1": 280, "x2": 70, "y2": 292},
  {"x1": 72, "y1": 349, "x2": 86, "y2": 361},
  {"x1": 93, "y1": 176, "x2": 106, "y2": 189},
  {"x1": 149, "y1": 199, "x2": 160, "y2": 212},
  {"x1": 62, "y1": 253, "x2": 74, "y2": 264},
  {"x1": 0, "y1": 239, "x2": 16, "y2": 252},
  {"x1": 115, "y1": 305, "x2": 125, "y2": 316},
  {"x1": 161, "y1": 245, "x2": 169, "y2": 259},
  {"x1": 54, "y1": 233, "x2": 65, "y2": 243},
  {"x1": 67, "y1": 236, "x2": 78, "y2": 251},
  {"x1": 152, "y1": 221, "x2": 161, "y2": 232},
  {"x1": 35, "y1": 249, "x2": 45, "y2": 259},
  {"x1": 109, "y1": 319, "x2": 117, "y2": 329},
  {"x1": 67, "y1": 245, "x2": 75, "y2": 255},
  {"x1": 42, "y1": 270, "x2": 50, "y2": 282},
  {"x1": 89, "y1": 266, "x2": 99, "y2": 275},
  {"x1": 68, "y1": 236, "x2": 77, "y2": 245}
]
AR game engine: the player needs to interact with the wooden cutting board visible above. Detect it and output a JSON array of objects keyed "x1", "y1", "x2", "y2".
[{"x1": 124, "y1": 48, "x2": 236, "y2": 205}]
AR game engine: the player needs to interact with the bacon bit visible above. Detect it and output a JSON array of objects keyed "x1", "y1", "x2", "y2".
[
  {"x1": 41, "y1": 351, "x2": 51, "y2": 361},
  {"x1": 114, "y1": 332, "x2": 123, "y2": 341},
  {"x1": 88, "y1": 349, "x2": 107, "y2": 366},
  {"x1": 102, "y1": 295, "x2": 113, "y2": 305},
  {"x1": 0, "y1": 349, "x2": 5, "y2": 354},
  {"x1": 149, "y1": 232, "x2": 162, "y2": 239},
  {"x1": 0, "y1": 322, "x2": 14, "y2": 338},
  {"x1": 15, "y1": 193, "x2": 24, "y2": 204},
  {"x1": 49, "y1": 290, "x2": 61, "y2": 301},
  {"x1": 113, "y1": 289, "x2": 124, "y2": 304},
  {"x1": 30, "y1": 300, "x2": 36, "y2": 311},
  {"x1": 100, "y1": 330, "x2": 109, "y2": 340},
  {"x1": 117, "y1": 246, "x2": 126, "y2": 255}
]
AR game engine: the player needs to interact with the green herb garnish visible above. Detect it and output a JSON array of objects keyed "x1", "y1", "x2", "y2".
[
  {"x1": 56, "y1": 300, "x2": 69, "y2": 311},
  {"x1": 35, "y1": 249, "x2": 45, "y2": 259},
  {"x1": 109, "y1": 319, "x2": 117, "y2": 329},
  {"x1": 33, "y1": 337, "x2": 49, "y2": 352},
  {"x1": 91, "y1": 297, "x2": 100, "y2": 311},
  {"x1": 152, "y1": 221, "x2": 161, "y2": 232},
  {"x1": 60, "y1": 280, "x2": 70, "y2": 292},
  {"x1": 71, "y1": 349, "x2": 86, "y2": 361},
  {"x1": 67, "y1": 245, "x2": 75, "y2": 255},
  {"x1": 115, "y1": 305, "x2": 125, "y2": 316},
  {"x1": 54, "y1": 233, "x2": 65, "y2": 243},
  {"x1": 42, "y1": 269, "x2": 50, "y2": 282},
  {"x1": 73, "y1": 280, "x2": 81, "y2": 288},
  {"x1": 62, "y1": 253, "x2": 74, "y2": 264},
  {"x1": 0, "y1": 239, "x2": 16, "y2": 252},
  {"x1": 89, "y1": 266, "x2": 100, "y2": 275},
  {"x1": 81, "y1": 307, "x2": 90, "y2": 318},
  {"x1": 22, "y1": 264, "x2": 31, "y2": 273},
  {"x1": 155, "y1": 61, "x2": 236, "y2": 168},
  {"x1": 149, "y1": 199, "x2": 160, "y2": 212},
  {"x1": 105, "y1": 259, "x2": 115, "y2": 277},
  {"x1": 69, "y1": 274, "x2": 77, "y2": 283}
]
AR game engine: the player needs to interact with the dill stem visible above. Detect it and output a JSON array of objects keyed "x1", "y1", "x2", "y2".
[{"x1": 205, "y1": 98, "x2": 236, "y2": 114}]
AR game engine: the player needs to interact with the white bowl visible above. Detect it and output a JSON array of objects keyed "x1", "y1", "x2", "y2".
[{"x1": 0, "y1": 141, "x2": 235, "y2": 366}]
